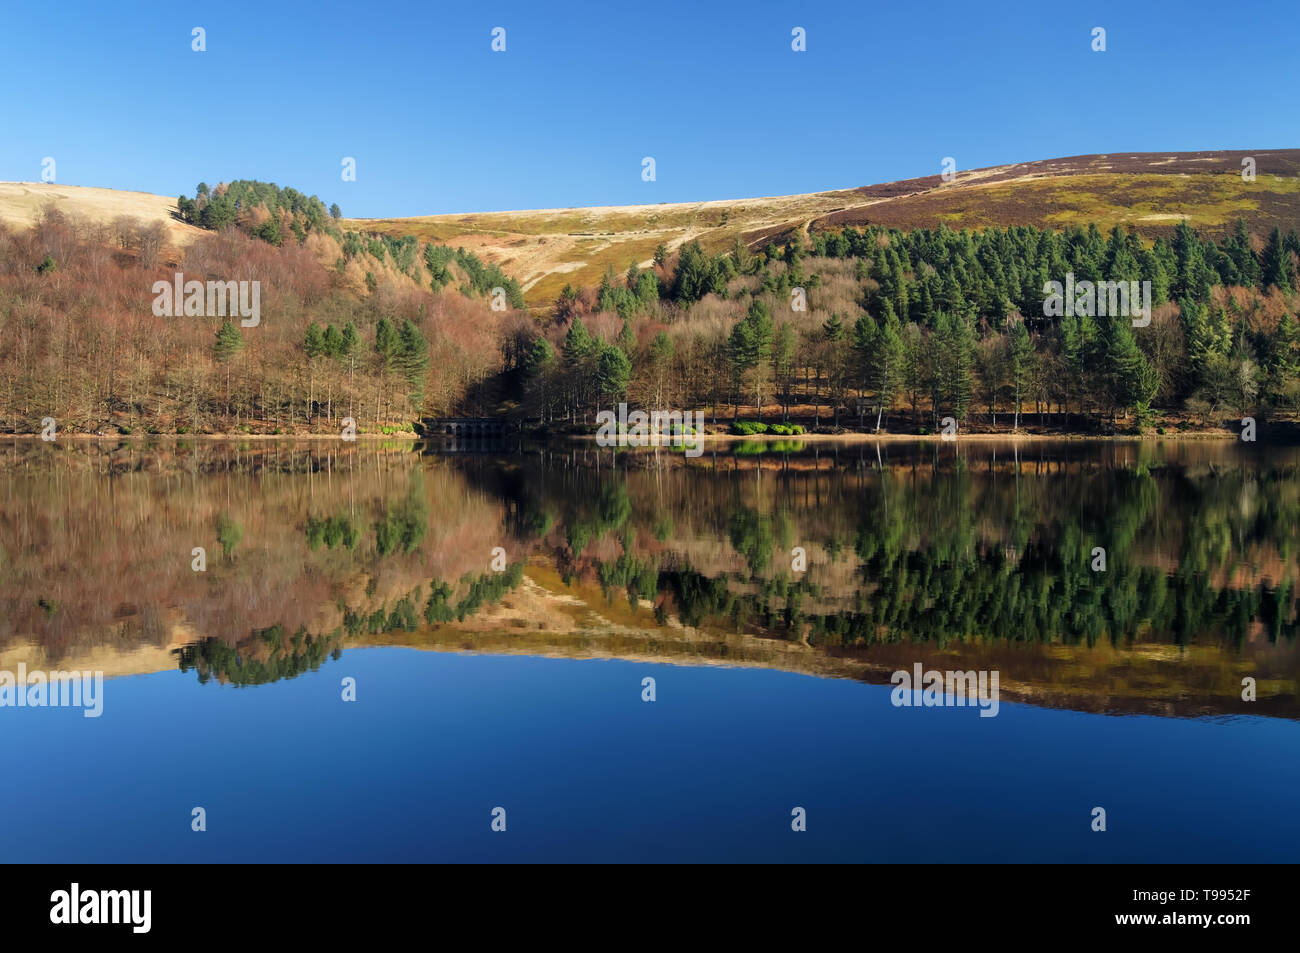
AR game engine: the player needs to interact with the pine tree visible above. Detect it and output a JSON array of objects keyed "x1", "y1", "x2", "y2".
[
  {"x1": 323, "y1": 324, "x2": 344, "y2": 359},
  {"x1": 1179, "y1": 298, "x2": 1211, "y2": 377},
  {"x1": 304, "y1": 323, "x2": 326, "y2": 359},
  {"x1": 1262, "y1": 227, "x2": 1295, "y2": 291},
  {"x1": 1227, "y1": 219, "x2": 1261, "y2": 287},
  {"x1": 900, "y1": 322, "x2": 926, "y2": 426},
  {"x1": 213, "y1": 321, "x2": 243, "y2": 422},
  {"x1": 870, "y1": 303, "x2": 903, "y2": 430},
  {"x1": 597, "y1": 346, "x2": 631, "y2": 402},
  {"x1": 214, "y1": 321, "x2": 243, "y2": 362},
  {"x1": 397, "y1": 320, "x2": 429, "y2": 413},
  {"x1": 1270, "y1": 313, "x2": 1299, "y2": 407},
  {"x1": 1099, "y1": 315, "x2": 1150, "y2": 423},
  {"x1": 563, "y1": 317, "x2": 596, "y2": 420},
  {"x1": 1009, "y1": 321, "x2": 1032, "y2": 430},
  {"x1": 525, "y1": 337, "x2": 557, "y2": 422},
  {"x1": 935, "y1": 311, "x2": 975, "y2": 422},
  {"x1": 852, "y1": 313, "x2": 877, "y2": 400}
]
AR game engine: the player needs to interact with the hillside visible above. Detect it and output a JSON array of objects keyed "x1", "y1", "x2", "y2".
[
  {"x1": 348, "y1": 149, "x2": 1300, "y2": 306},
  {"x1": 3, "y1": 150, "x2": 1295, "y2": 309},
  {"x1": 0, "y1": 149, "x2": 1296, "y2": 437},
  {"x1": 0, "y1": 181, "x2": 205, "y2": 246}
]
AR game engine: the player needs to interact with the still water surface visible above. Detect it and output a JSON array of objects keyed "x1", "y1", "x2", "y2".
[{"x1": 1, "y1": 438, "x2": 1296, "y2": 861}]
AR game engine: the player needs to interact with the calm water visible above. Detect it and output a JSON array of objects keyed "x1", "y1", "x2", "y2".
[{"x1": 1, "y1": 437, "x2": 1297, "y2": 862}]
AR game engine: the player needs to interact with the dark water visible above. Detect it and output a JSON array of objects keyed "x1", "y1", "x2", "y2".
[{"x1": 1, "y1": 437, "x2": 1297, "y2": 861}]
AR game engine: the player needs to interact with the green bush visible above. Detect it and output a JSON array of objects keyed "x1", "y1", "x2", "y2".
[{"x1": 731, "y1": 420, "x2": 768, "y2": 435}]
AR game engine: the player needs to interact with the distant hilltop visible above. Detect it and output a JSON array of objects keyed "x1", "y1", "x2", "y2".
[{"x1": 2, "y1": 149, "x2": 1296, "y2": 306}]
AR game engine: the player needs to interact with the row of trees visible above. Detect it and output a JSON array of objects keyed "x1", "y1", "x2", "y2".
[
  {"x1": 0, "y1": 206, "x2": 512, "y2": 434},
  {"x1": 642, "y1": 220, "x2": 1299, "y2": 321},
  {"x1": 177, "y1": 180, "x2": 338, "y2": 245},
  {"x1": 179, "y1": 180, "x2": 527, "y2": 314},
  {"x1": 523, "y1": 219, "x2": 1298, "y2": 430},
  {"x1": 3, "y1": 192, "x2": 1296, "y2": 434}
]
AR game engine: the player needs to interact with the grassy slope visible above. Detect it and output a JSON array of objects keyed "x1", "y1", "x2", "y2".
[
  {"x1": 0, "y1": 181, "x2": 205, "y2": 245},
  {"x1": 348, "y1": 149, "x2": 1300, "y2": 306},
  {"x1": 3, "y1": 149, "x2": 1296, "y2": 308}
]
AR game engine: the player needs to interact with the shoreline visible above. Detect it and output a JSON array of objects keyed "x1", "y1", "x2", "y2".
[{"x1": 0, "y1": 429, "x2": 1248, "y2": 443}]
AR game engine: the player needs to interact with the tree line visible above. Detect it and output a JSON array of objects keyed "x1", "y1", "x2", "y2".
[
  {"x1": 522, "y1": 219, "x2": 1299, "y2": 430},
  {"x1": 178, "y1": 180, "x2": 526, "y2": 311}
]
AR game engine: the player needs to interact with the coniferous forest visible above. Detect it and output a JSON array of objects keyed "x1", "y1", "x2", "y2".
[{"x1": 0, "y1": 178, "x2": 1297, "y2": 436}]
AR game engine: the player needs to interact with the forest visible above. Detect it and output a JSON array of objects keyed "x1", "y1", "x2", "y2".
[
  {"x1": 526, "y1": 219, "x2": 1300, "y2": 433},
  {"x1": 0, "y1": 177, "x2": 1296, "y2": 435},
  {"x1": 6, "y1": 441, "x2": 1294, "y2": 714}
]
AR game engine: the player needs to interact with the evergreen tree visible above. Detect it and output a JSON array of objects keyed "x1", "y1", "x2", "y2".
[
  {"x1": 397, "y1": 320, "x2": 429, "y2": 412},
  {"x1": 374, "y1": 318, "x2": 398, "y2": 369},
  {"x1": 1262, "y1": 227, "x2": 1295, "y2": 291},
  {"x1": 340, "y1": 322, "x2": 360, "y2": 362},
  {"x1": 596, "y1": 346, "x2": 632, "y2": 402},
  {"x1": 1009, "y1": 321, "x2": 1033, "y2": 430},
  {"x1": 852, "y1": 313, "x2": 877, "y2": 398},
  {"x1": 214, "y1": 321, "x2": 243, "y2": 362},
  {"x1": 1099, "y1": 315, "x2": 1155, "y2": 424},
  {"x1": 936, "y1": 312, "x2": 975, "y2": 421},
  {"x1": 900, "y1": 322, "x2": 926, "y2": 426},
  {"x1": 869, "y1": 303, "x2": 903, "y2": 430},
  {"x1": 563, "y1": 317, "x2": 597, "y2": 419},
  {"x1": 671, "y1": 241, "x2": 716, "y2": 303},
  {"x1": 1269, "y1": 313, "x2": 1299, "y2": 407},
  {"x1": 525, "y1": 337, "x2": 557, "y2": 421},
  {"x1": 304, "y1": 323, "x2": 326, "y2": 359},
  {"x1": 1179, "y1": 298, "x2": 1211, "y2": 377},
  {"x1": 322, "y1": 324, "x2": 344, "y2": 359},
  {"x1": 213, "y1": 321, "x2": 243, "y2": 421}
]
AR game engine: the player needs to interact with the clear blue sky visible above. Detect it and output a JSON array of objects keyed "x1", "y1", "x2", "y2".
[{"x1": 2, "y1": 0, "x2": 1295, "y2": 217}]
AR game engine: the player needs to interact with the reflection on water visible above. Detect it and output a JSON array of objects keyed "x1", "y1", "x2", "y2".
[
  {"x1": 1, "y1": 437, "x2": 1298, "y2": 861},
  {"x1": 1, "y1": 437, "x2": 1295, "y2": 717}
]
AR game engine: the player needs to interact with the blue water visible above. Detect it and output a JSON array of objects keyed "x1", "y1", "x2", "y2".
[{"x1": 2, "y1": 647, "x2": 1296, "y2": 862}]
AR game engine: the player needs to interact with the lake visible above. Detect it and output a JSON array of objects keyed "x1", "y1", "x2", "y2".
[{"x1": 1, "y1": 437, "x2": 1297, "y2": 862}]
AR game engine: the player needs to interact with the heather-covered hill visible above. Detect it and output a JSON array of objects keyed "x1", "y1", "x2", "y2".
[
  {"x1": 350, "y1": 150, "x2": 1300, "y2": 307},
  {"x1": 0, "y1": 151, "x2": 1297, "y2": 438},
  {"x1": 816, "y1": 150, "x2": 1300, "y2": 237}
]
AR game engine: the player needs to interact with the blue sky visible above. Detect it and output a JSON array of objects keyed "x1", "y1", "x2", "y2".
[{"x1": 1, "y1": 0, "x2": 1295, "y2": 217}]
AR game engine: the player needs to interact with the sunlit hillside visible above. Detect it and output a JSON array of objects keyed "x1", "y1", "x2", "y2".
[{"x1": 349, "y1": 149, "x2": 1300, "y2": 306}]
